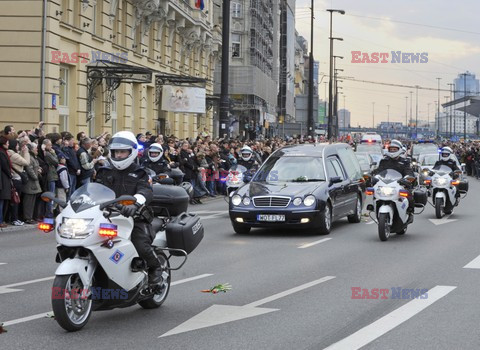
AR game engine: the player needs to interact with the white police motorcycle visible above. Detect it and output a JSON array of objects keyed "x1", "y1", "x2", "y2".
[
  {"x1": 39, "y1": 182, "x2": 203, "y2": 331},
  {"x1": 226, "y1": 164, "x2": 249, "y2": 196},
  {"x1": 426, "y1": 165, "x2": 463, "y2": 218},
  {"x1": 366, "y1": 169, "x2": 423, "y2": 241}
]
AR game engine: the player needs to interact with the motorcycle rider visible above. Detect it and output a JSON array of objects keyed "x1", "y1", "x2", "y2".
[
  {"x1": 143, "y1": 143, "x2": 171, "y2": 175},
  {"x1": 237, "y1": 145, "x2": 258, "y2": 170},
  {"x1": 96, "y1": 131, "x2": 162, "y2": 286},
  {"x1": 375, "y1": 139, "x2": 415, "y2": 217},
  {"x1": 433, "y1": 146, "x2": 461, "y2": 198},
  {"x1": 433, "y1": 146, "x2": 460, "y2": 173},
  {"x1": 237, "y1": 145, "x2": 259, "y2": 182}
]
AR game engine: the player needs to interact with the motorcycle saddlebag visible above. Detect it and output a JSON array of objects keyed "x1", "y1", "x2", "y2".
[
  {"x1": 151, "y1": 183, "x2": 189, "y2": 216},
  {"x1": 413, "y1": 188, "x2": 428, "y2": 207},
  {"x1": 166, "y1": 212, "x2": 204, "y2": 255},
  {"x1": 458, "y1": 180, "x2": 469, "y2": 193}
]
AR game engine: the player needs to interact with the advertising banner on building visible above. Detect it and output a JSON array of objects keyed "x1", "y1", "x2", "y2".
[{"x1": 161, "y1": 85, "x2": 206, "y2": 113}]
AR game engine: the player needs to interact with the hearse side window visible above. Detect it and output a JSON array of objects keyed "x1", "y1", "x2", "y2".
[
  {"x1": 327, "y1": 157, "x2": 345, "y2": 180},
  {"x1": 338, "y1": 147, "x2": 363, "y2": 180}
]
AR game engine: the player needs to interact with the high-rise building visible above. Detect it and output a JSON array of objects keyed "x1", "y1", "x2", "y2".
[
  {"x1": 277, "y1": 0, "x2": 296, "y2": 124},
  {"x1": 214, "y1": 0, "x2": 280, "y2": 138},
  {"x1": 437, "y1": 111, "x2": 477, "y2": 135},
  {"x1": 454, "y1": 71, "x2": 480, "y2": 99},
  {"x1": 338, "y1": 109, "x2": 350, "y2": 129}
]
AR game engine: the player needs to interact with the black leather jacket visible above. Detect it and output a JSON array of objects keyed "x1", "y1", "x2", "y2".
[
  {"x1": 375, "y1": 157, "x2": 415, "y2": 178},
  {"x1": 433, "y1": 159, "x2": 459, "y2": 172},
  {"x1": 95, "y1": 164, "x2": 153, "y2": 205}
]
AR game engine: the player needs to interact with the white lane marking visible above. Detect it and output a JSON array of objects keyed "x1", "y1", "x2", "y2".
[
  {"x1": 160, "y1": 276, "x2": 336, "y2": 337},
  {"x1": 3, "y1": 312, "x2": 48, "y2": 327},
  {"x1": 171, "y1": 273, "x2": 213, "y2": 285},
  {"x1": 245, "y1": 276, "x2": 336, "y2": 308},
  {"x1": 428, "y1": 214, "x2": 457, "y2": 226},
  {"x1": 0, "y1": 276, "x2": 55, "y2": 294},
  {"x1": 366, "y1": 220, "x2": 376, "y2": 225},
  {"x1": 298, "y1": 238, "x2": 332, "y2": 249},
  {"x1": 0, "y1": 263, "x2": 6, "y2": 266},
  {"x1": 463, "y1": 255, "x2": 480, "y2": 269},
  {"x1": 1, "y1": 273, "x2": 214, "y2": 327},
  {"x1": 324, "y1": 285, "x2": 457, "y2": 350}
]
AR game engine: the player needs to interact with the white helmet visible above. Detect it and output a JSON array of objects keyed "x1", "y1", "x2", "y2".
[
  {"x1": 240, "y1": 146, "x2": 253, "y2": 161},
  {"x1": 108, "y1": 131, "x2": 138, "y2": 170},
  {"x1": 148, "y1": 143, "x2": 163, "y2": 162},
  {"x1": 385, "y1": 139, "x2": 403, "y2": 159},
  {"x1": 440, "y1": 146, "x2": 453, "y2": 162}
]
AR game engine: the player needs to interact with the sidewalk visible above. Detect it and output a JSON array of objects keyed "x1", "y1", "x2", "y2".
[{"x1": 0, "y1": 196, "x2": 225, "y2": 234}]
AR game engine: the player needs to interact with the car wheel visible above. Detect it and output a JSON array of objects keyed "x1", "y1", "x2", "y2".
[
  {"x1": 347, "y1": 195, "x2": 362, "y2": 223},
  {"x1": 232, "y1": 222, "x2": 251, "y2": 234},
  {"x1": 318, "y1": 203, "x2": 332, "y2": 235}
]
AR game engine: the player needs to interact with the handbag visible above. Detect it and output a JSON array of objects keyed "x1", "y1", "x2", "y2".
[{"x1": 10, "y1": 182, "x2": 20, "y2": 204}]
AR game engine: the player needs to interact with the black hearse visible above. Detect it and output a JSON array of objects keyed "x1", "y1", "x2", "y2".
[{"x1": 229, "y1": 143, "x2": 366, "y2": 234}]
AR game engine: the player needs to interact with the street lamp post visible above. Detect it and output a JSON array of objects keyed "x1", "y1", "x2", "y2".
[
  {"x1": 462, "y1": 73, "x2": 467, "y2": 140},
  {"x1": 307, "y1": 0, "x2": 315, "y2": 137},
  {"x1": 447, "y1": 83, "x2": 454, "y2": 138},
  {"x1": 372, "y1": 102, "x2": 375, "y2": 130},
  {"x1": 436, "y1": 77, "x2": 441, "y2": 138},
  {"x1": 427, "y1": 103, "x2": 431, "y2": 137},
  {"x1": 333, "y1": 63, "x2": 343, "y2": 138},
  {"x1": 415, "y1": 85, "x2": 419, "y2": 139},
  {"x1": 387, "y1": 104, "x2": 390, "y2": 139},
  {"x1": 327, "y1": 9, "x2": 345, "y2": 140},
  {"x1": 219, "y1": 0, "x2": 231, "y2": 139},
  {"x1": 404, "y1": 96, "x2": 408, "y2": 137},
  {"x1": 409, "y1": 90, "x2": 413, "y2": 138}
]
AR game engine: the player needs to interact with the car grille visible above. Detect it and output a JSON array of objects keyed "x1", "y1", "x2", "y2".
[{"x1": 253, "y1": 196, "x2": 291, "y2": 208}]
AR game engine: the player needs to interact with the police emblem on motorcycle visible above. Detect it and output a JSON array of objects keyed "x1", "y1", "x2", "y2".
[{"x1": 110, "y1": 249, "x2": 124, "y2": 264}]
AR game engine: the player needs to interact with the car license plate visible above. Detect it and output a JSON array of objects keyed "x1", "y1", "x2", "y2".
[{"x1": 257, "y1": 214, "x2": 285, "y2": 222}]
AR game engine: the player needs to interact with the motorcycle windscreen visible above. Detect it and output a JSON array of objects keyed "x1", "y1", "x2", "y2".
[
  {"x1": 376, "y1": 169, "x2": 402, "y2": 184},
  {"x1": 70, "y1": 183, "x2": 116, "y2": 213},
  {"x1": 432, "y1": 165, "x2": 453, "y2": 175}
]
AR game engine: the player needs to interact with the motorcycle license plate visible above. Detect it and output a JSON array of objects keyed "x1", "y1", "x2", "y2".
[{"x1": 257, "y1": 214, "x2": 285, "y2": 222}]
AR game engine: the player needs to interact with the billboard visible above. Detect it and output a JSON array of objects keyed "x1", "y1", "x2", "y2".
[{"x1": 161, "y1": 85, "x2": 206, "y2": 113}]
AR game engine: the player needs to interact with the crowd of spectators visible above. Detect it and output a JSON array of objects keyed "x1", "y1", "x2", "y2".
[{"x1": 2, "y1": 121, "x2": 478, "y2": 228}]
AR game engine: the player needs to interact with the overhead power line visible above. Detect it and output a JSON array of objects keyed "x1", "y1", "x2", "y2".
[{"x1": 337, "y1": 76, "x2": 462, "y2": 93}]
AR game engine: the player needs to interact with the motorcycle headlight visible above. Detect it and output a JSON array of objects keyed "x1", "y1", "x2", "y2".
[
  {"x1": 433, "y1": 178, "x2": 448, "y2": 186},
  {"x1": 377, "y1": 186, "x2": 397, "y2": 197},
  {"x1": 58, "y1": 218, "x2": 94, "y2": 239},
  {"x1": 231, "y1": 195, "x2": 242, "y2": 206},
  {"x1": 293, "y1": 197, "x2": 303, "y2": 206},
  {"x1": 422, "y1": 169, "x2": 429, "y2": 175},
  {"x1": 303, "y1": 195, "x2": 316, "y2": 207},
  {"x1": 242, "y1": 197, "x2": 251, "y2": 205}
]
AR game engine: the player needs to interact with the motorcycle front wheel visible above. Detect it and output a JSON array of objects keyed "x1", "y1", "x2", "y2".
[
  {"x1": 51, "y1": 274, "x2": 92, "y2": 332},
  {"x1": 435, "y1": 198, "x2": 443, "y2": 218},
  {"x1": 378, "y1": 213, "x2": 390, "y2": 241}
]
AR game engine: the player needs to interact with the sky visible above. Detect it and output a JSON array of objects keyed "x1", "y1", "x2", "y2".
[{"x1": 294, "y1": 0, "x2": 480, "y2": 127}]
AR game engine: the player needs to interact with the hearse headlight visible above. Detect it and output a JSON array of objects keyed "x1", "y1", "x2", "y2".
[
  {"x1": 303, "y1": 195, "x2": 316, "y2": 207},
  {"x1": 231, "y1": 195, "x2": 242, "y2": 206},
  {"x1": 293, "y1": 197, "x2": 302, "y2": 206}
]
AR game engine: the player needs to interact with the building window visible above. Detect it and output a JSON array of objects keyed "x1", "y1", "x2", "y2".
[
  {"x1": 232, "y1": 2, "x2": 242, "y2": 17},
  {"x1": 59, "y1": 115, "x2": 69, "y2": 133},
  {"x1": 92, "y1": 1, "x2": 103, "y2": 36},
  {"x1": 61, "y1": 0, "x2": 69, "y2": 23},
  {"x1": 232, "y1": 34, "x2": 241, "y2": 57},
  {"x1": 59, "y1": 66, "x2": 69, "y2": 106}
]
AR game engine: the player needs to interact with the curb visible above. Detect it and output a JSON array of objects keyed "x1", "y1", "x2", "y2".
[{"x1": 0, "y1": 223, "x2": 37, "y2": 233}]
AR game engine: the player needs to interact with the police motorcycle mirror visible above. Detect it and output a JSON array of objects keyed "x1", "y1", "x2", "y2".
[{"x1": 40, "y1": 191, "x2": 67, "y2": 208}]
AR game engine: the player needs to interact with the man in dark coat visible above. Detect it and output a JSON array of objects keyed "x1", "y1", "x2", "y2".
[{"x1": 0, "y1": 136, "x2": 12, "y2": 227}]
